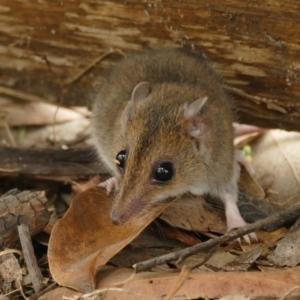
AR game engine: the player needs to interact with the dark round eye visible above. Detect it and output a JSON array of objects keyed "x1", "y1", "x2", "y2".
[
  {"x1": 116, "y1": 150, "x2": 126, "y2": 169},
  {"x1": 153, "y1": 162, "x2": 175, "y2": 182}
]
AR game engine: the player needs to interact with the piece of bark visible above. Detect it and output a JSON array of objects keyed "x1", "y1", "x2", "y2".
[
  {"x1": 0, "y1": 189, "x2": 49, "y2": 250},
  {"x1": 0, "y1": 1, "x2": 300, "y2": 130},
  {"x1": 0, "y1": 147, "x2": 107, "y2": 179}
]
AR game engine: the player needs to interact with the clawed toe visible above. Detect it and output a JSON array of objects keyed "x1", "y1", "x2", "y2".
[
  {"x1": 98, "y1": 177, "x2": 117, "y2": 195},
  {"x1": 238, "y1": 231, "x2": 257, "y2": 244}
]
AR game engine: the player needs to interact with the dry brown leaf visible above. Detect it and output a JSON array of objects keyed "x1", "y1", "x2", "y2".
[
  {"x1": 251, "y1": 130, "x2": 300, "y2": 208},
  {"x1": 268, "y1": 217, "x2": 300, "y2": 267},
  {"x1": 41, "y1": 267, "x2": 300, "y2": 299},
  {"x1": 185, "y1": 251, "x2": 237, "y2": 272},
  {"x1": 223, "y1": 246, "x2": 264, "y2": 272},
  {"x1": 95, "y1": 267, "x2": 300, "y2": 299},
  {"x1": 240, "y1": 227, "x2": 288, "y2": 253},
  {"x1": 160, "y1": 193, "x2": 226, "y2": 235},
  {"x1": 158, "y1": 226, "x2": 201, "y2": 246},
  {"x1": 38, "y1": 286, "x2": 82, "y2": 300},
  {"x1": 48, "y1": 187, "x2": 176, "y2": 293},
  {"x1": 97, "y1": 268, "x2": 300, "y2": 300},
  {"x1": 238, "y1": 166, "x2": 266, "y2": 200},
  {"x1": 160, "y1": 166, "x2": 267, "y2": 236},
  {"x1": 255, "y1": 226, "x2": 288, "y2": 245}
]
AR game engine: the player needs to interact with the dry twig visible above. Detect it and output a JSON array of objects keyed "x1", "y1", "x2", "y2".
[
  {"x1": 18, "y1": 224, "x2": 44, "y2": 293},
  {"x1": 134, "y1": 202, "x2": 300, "y2": 272}
]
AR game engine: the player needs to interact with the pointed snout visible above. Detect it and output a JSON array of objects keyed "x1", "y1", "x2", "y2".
[
  {"x1": 110, "y1": 208, "x2": 134, "y2": 226},
  {"x1": 110, "y1": 196, "x2": 143, "y2": 226},
  {"x1": 110, "y1": 211, "x2": 126, "y2": 226}
]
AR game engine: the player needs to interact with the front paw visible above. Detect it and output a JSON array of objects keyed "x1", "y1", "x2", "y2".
[
  {"x1": 227, "y1": 216, "x2": 257, "y2": 244},
  {"x1": 98, "y1": 177, "x2": 118, "y2": 195}
]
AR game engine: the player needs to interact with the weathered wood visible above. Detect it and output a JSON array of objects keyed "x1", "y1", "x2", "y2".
[
  {"x1": 0, "y1": 1, "x2": 300, "y2": 130},
  {"x1": 18, "y1": 224, "x2": 44, "y2": 292},
  {"x1": 0, "y1": 147, "x2": 106, "y2": 179},
  {"x1": 0, "y1": 190, "x2": 49, "y2": 250}
]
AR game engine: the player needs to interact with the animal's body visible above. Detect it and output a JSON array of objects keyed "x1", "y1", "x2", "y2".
[{"x1": 92, "y1": 49, "x2": 254, "y2": 241}]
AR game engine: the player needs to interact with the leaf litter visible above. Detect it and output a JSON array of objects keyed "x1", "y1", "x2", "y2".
[{"x1": 1, "y1": 97, "x2": 300, "y2": 300}]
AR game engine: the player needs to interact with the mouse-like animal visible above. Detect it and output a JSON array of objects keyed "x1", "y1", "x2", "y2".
[{"x1": 92, "y1": 49, "x2": 256, "y2": 242}]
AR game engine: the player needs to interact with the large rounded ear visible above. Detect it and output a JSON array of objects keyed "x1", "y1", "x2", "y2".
[
  {"x1": 132, "y1": 81, "x2": 151, "y2": 105},
  {"x1": 121, "y1": 82, "x2": 151, "y2": 128},
  {"x1": 184, "y1": 96, "x2": 208, "y2": 138}
]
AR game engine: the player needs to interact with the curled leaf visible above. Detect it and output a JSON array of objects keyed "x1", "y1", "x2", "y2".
[{"x1": 48, "y1": 187, "x2": 175, "y2": 292}]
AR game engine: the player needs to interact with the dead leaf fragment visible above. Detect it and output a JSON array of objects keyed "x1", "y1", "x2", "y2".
[
  {"x1": 161, "y1": 166, "x2": 271, "y2": 236},
  {"x1": 224, "y1": 246, "x2": 264, "y2": 272},
  {"x1": 160, "y1": 194, "x2": 226, "y2": 235},
  {"x1": 251, "y1": 130, "x2": 300, "y2": 208},
  {"x1": 48, "y1": 187, "x2": 176, "y2": 293},
  {"x1": 0, "y1": 252, "x2": 22, "y2": 295},
  {"x1": 95, "y1": 267, "x2": 300, "y2": 299},
  {"x1": 268, "y1": 217, "x2": 300, "y2": 267},
  {"x1": 238, "y1": 167, "x2": 266, "y2": 200},
  {"x1": 185, "y1": 251, "x2": 236, "y2": 272},
  {"x1": 38, "y1": 286, "x2": 82, "y2": 300},
  {"x1": 40, "y1": 267, "x2": 300, "y2": 300}
]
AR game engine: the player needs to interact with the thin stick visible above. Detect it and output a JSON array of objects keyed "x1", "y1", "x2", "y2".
[
  {"x1": 18, "y1": 224, "x2": 44, "y2": 293},
  {"x1": 134, "y1": 203, "x2": 300, "y2": 272}
]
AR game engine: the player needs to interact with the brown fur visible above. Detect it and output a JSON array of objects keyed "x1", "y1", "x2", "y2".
[{"x1": 92, "y1": 49, "x2": 235, "y2": 224}]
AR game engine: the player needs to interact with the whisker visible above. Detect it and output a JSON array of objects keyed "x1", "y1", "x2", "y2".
[{"x1": 152, "y1": 220, "x2": 165, "y2": 240}]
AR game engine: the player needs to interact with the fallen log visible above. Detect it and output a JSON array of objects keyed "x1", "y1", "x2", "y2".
[{"x1": 0, "y1": 1, "x2": 299, "y2": 130}]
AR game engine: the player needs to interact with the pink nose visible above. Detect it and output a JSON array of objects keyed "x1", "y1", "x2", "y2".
[
  {"x1": 110, "y1": 212, "x2": 123, "y2": 226},
  {"x1": 111, "y1": 209, "x2": 132, "y2": 226},
  {"x1": 110, "y1": 203, "x2": 138, "y2": 226}
]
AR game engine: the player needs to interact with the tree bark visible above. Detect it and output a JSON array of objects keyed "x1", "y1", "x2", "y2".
[
  {"x1": 0, "y1": 0, "x2": 300, "y2": 130},
  {"x1": 0, "y1": 147, "x2": 105, "y2": 179},
  {"x1": 0, "y1": 190, "x2": 49, "y2": 250}
]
